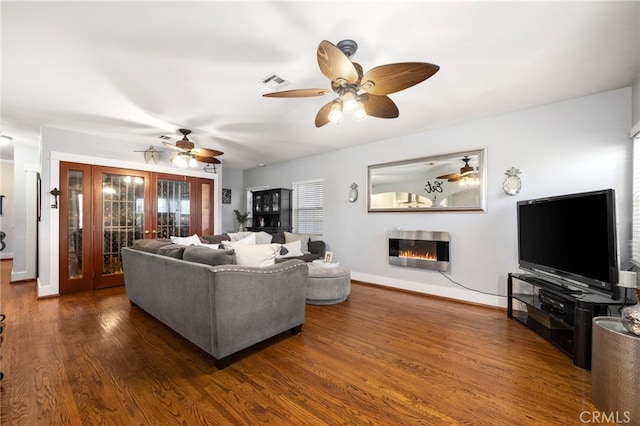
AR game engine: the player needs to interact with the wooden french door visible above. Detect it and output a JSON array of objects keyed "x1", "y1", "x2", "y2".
[
  {"x1": 60, "y1": 163, "x2": 214, "y2": 294},
  {"x1": 59, "y1": 162, "x2": 94, "y2": 293},
  {"x1": 92, "y1": 166, "x2": 152, "y2": 289}
]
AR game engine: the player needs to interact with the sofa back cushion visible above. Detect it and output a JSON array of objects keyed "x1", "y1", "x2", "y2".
[
  {"x1": 156, "y1": 244, "x2": 187, "y2": 259},
  {"x1": 132, "y1": 239, "x2": 172, "y2": 254},
  {"x1": 271, "y1": 232, "x2": 285, "y2": 244},
  {"x1": 200, "y1": 234, "x2": 231, "y2": 245},
  {"x1": 183, "y1": 245, "x2": 235, "y2": 266}
]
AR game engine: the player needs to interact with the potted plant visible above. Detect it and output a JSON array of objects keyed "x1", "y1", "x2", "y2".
[{"x1": 234, "y1": 209, "x2": 249, "y2": 231}]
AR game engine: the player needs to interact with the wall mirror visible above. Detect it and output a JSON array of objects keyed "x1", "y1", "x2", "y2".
[{"x1": 367, "y1": 148, "x2": 487, "y2": 212}]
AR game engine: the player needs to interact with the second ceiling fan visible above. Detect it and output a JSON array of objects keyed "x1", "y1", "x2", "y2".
[
  {"x1": 162, "y1": 129, "x2": 223, "y2": 168},
  {"x1": 263, "y1": 40, "x2": 440, "y2": 127}
]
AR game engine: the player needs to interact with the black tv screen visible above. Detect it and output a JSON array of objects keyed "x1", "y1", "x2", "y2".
[{"x1": 517, "y1": 189, "x2": 619, "y2": 299}]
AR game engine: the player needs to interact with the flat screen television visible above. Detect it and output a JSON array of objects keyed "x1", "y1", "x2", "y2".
[{"x1": 517, "y1": 189, "x2": 619, "y2": 300}]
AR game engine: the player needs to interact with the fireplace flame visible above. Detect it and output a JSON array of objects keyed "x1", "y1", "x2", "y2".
[{"x1": 399, "y1": 248, "x2": 437, "y2": 261}]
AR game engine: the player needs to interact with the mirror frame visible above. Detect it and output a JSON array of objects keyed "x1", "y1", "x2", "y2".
[{"x1": 367, "y1": 148, "x2": 487, "y2": 213}]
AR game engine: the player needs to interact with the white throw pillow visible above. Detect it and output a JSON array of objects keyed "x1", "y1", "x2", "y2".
[
  {"x1": 237, "y1": 233, "x2": 256, "y2": 245},
  {"x1": 170, "y1": 234, "x2": 201, "y2": 246},
  {"x1": 229, "y1": 243, "x2": 280, "y2": 267},
  {"x1": 276, "y1": 239, "x2": 304, "y2": 258},
  {"x1": 284, "y1": 232, "x2": 312, "y2": 254},
  {"x1": 199, "y1": 243, "x2": 219, "y2": 249},
  {"x1": 254, "y1": 231, "x2": 273, "y2": 245},
  {"x1": 228, "y1": 231, "x2": 254, "y2": 242}
]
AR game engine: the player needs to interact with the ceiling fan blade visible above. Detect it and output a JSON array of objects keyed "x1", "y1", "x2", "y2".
[
  {"x1": 436, "y1": 173, "x2": 460, "y2": 180},
  {"x1": 162, "y1": 141, "x2": 186, "y2": 152},
  {"x1": 362, "y1": 95, "x2": 399, "y2": 119},
  {"x1": 195, "y1": 156, "x2": 221, "y2": 164},
  {"x1": 263, "y1": 88, "x2": 332, "y2": 98},
  {"x1": 315, "y1": 101, "x2": 335, "y2": 128},
  {"x1": 192, "y1": 147, "x2": 224, "y2": 157},
  {"x1": 317, "y1": 40, "x2": 359, "y2": 85},
  {"x1": 360, "y1": 62, "x2": 440, "y2": 95}
]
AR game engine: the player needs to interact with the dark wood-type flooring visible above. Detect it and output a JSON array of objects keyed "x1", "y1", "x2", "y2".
[{"x1": 0, "y1": 260, "x2": 609, "y2": 425}]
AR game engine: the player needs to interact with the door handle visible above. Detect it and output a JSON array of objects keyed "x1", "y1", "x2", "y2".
[{"x1": 144, "y1": 230, "x2": 150, "y2": 234}]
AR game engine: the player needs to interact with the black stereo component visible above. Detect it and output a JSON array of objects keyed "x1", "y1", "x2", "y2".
[{"x1": 539, "y1": 290, "x2": 575, "y2": 325}]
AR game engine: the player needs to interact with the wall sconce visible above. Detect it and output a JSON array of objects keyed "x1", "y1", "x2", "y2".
[
  {"x1": 503, "y1": 167, "x2": 522, "y2": 196},
  {"x1": 50, "y1": 188, "x2": 60, "y2": 209},
  {"x1": 348, "y1": 183, "x2": 358, "y2": 202}
]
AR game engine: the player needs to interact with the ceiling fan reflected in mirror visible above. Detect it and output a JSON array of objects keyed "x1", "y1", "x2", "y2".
[
  {"x1": 436, "y1": 157, "x2": 480, "y2": 187},
  {"x1": 263, "y1": 40, "x2": 440, "y2": 127},
  {"x1": 162, "y1": 129, "x2": 224, "y2": 169}
]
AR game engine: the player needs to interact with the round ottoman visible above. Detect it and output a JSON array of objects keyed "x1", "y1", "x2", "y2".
[{"x1": 306, "y1": 262, "x2": 351, "y2": 305}]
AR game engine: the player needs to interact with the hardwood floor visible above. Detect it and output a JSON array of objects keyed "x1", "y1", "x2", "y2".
[{"x1": 0, "y1": 259, "x2": 610, "y2": 425}]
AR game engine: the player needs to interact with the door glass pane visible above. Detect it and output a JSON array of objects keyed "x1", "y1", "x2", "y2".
[
  {"x1": 201, "y1": 182, "x2": 211, "y2": 235},
  {"x1": 102, "y1": 174, "x2": 144, "y2": 275},
  {"x1": 67, "y1": 170, "x2": 84, "y2": 279},
  {"x1": 157, "y1": 179, "x2": 191, "y2": 239}
]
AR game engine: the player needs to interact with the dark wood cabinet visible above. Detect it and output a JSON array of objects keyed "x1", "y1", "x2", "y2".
[{"x1": 247, "y1": 188, "x2": 292, "y2": 233}]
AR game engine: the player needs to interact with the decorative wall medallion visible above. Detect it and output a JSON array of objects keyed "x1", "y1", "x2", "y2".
[{"x1": 503, "y1": 167, "x2": 522, "y2": 196}]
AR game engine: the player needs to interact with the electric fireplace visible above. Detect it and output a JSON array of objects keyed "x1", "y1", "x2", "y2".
[{"x1": 388, "y1": 230, "x2": 450, "y2": 271}]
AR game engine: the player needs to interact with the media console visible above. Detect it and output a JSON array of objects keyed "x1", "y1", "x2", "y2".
[{"x1": 507, "y1": 273, "x2": 619, "y2": 370}]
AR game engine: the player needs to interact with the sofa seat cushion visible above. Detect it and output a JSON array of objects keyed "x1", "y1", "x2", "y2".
[
  {"x1": 183, "y1": 245, "x2": 235, "y2": 266},
  {"x1": 276, "y1": 253, "x2": 322, "y2": 263}
]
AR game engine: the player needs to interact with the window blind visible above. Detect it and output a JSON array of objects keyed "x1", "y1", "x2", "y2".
[
  {"x1": 632, "y1": 134, "x2": 640, "y2": 266},
  {"x1": 292, "y1": 179, "x2": 324, "y2": 235}
]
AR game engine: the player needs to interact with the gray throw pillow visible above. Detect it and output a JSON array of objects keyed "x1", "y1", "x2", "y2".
[{"x1": 183, "y1": 245, "x2": 235, "y2": 266}]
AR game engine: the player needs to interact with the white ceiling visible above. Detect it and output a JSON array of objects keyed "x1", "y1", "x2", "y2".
[{"x1": 2, "y1": 1, "x2": 639, "y2": 169}]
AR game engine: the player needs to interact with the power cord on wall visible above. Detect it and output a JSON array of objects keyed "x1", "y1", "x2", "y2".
[{"x1": 439, "y1": 271, "x2": 507, "y2": 298}]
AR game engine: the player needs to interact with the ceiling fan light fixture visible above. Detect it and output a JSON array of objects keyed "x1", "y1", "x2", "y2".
[
  {"x1": 188, "y1": 156, "x2": 198, "y2": 168},
  {"x1": 352, "y1": 101, "x2": 367, "y2": 120},
  {"x1": 328, "y1": 102, "x2": 343, "y2": 122},
  {"x1": 171, "y1": 154, "x2": 188, "y2": 168},
  {"x1": 341, "y1": 89, "x2": 358, "y2": 112}
]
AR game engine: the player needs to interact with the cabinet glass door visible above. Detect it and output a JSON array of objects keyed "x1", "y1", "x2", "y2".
[{"x1": 93, "y1": 166, "x2": 150, "y2": 288}]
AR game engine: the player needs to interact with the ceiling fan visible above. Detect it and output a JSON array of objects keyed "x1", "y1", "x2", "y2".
[
  {"x1": 263, "y1": 40, "x2": 440, "y2": 127},
  {"x1": 436, "y1": 157, "x2": 478, "y2": 183},
  {"x1": 162, "y1": 129, "x2": 223, "y2": 168}
]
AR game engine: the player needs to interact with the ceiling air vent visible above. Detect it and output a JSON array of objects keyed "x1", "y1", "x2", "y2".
[
  {"x1": 261, "y1": 73, "x2": 290, "y2": 90},
  {"x1": 159, "y1": 135, "x2": 172, "y2": 141}
]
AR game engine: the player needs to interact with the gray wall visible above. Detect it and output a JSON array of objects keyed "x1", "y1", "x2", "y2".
[
  {"x1": 243, "y1": 88, "x2": 633, "y2": 307},
  {"x1": 10, "y1": 143, "x2": 39, "y2": 281},
  {"x1": 632, "y1": 73, "x2": 640, "y2": 135},
  {"x1": 220, "y1": 168, "x2": 244, "y2": 233},
  {"x1": 0, "y1": 160, "x2": 14, "y2": 260}
]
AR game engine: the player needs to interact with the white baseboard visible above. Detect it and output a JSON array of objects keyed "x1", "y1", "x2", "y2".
[{"x1": 350, "y1": 271, "x2": 506, "y2": 308}]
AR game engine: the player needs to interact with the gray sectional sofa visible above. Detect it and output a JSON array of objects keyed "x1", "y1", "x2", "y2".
[{"x1": 121, "y1": 240, "x2": 309, "y2": 369}]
